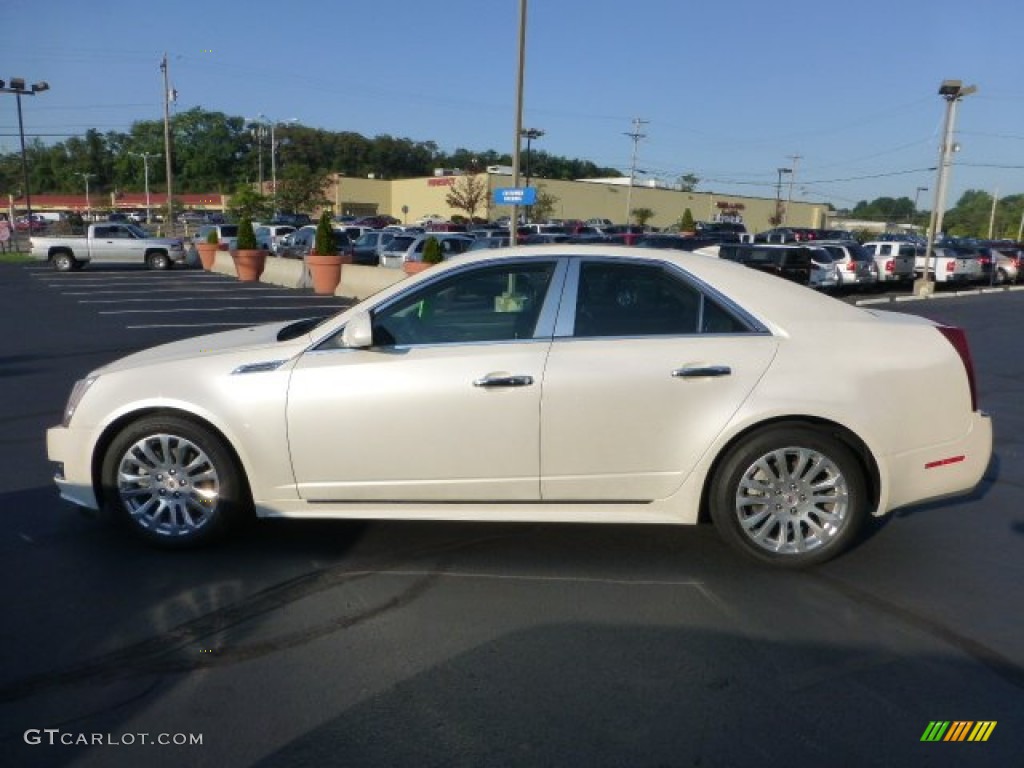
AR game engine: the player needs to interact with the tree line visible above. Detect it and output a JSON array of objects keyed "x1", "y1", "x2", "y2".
[
  {"x1": 0, "y1": 107, "x2": 621, "y2": 202},
  {"x1": 847, "y1": 191, "x2": 1024, "y2": 240}
]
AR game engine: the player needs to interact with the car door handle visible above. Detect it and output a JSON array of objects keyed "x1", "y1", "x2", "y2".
[
  {"x1": 672, "y1": 365, "x2": 732, "y2": 378},
  {"x1": 473, "y1": 374, "x2": 534, "y2": 388}
]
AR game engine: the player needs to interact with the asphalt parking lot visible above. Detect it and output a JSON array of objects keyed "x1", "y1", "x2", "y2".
[{"x1": 1, "y1": 261, "x2": 1022, "y2": 768}]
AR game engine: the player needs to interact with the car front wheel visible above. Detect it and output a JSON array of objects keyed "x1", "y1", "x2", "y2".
[
  {"x1": 101, "y1": 416, "x2": 249, "y2": 548},
  {"x1": 709, "y1": 425, "x2": 867, "y2": 567},
  {"x1": 147, "y1": 251, "x2": 171, "y2": 270}
]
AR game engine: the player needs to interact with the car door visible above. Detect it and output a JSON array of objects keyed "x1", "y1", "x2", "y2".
[
  {"x1": 539, "y1": 257, "x2": 778, "y2": 501},
  {"x1": 286, "y1": 258, "x2": 566, "y2": 502}
]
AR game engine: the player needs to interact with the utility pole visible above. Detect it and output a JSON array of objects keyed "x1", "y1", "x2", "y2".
[
  {"x1": 784, "y1": 153, "x2": 801, "y2": 225},
  {"x1": 987, "y1": 187, "x2": 999, "y2": 239},
  {"x1": 624, "y1": 117, "x2": 648, "y2": 225},
  {"x1": 160, "y1": 53, "x2": 176, "y2": 230},
  {"x1": 510, "y1": 0, "x2": 528, "y2": 243}
]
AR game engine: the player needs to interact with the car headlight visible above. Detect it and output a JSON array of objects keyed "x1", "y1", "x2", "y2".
[{"x1": 62, "y1": 375, "x2": 98, "y2": 427}]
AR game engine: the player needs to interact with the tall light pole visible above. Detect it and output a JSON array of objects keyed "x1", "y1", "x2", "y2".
[
  {"x1": 0, "y1": 77, "x2": 50, "y2": 230},
  {"x1": 520, "y1": 127, "x2": 544, "y2": 187},
  {"x1": 258, "y1": 114, "x2": 298, "y2": 211},
  {"x1": 775, "y1": 167, "x2": 792, "y2": 226},
  {"x1": 784, "y1": 153, "x2": 801, "y2": 225},
  {"x1": 77, "y1": 172, "x2": 96, "y2": 219},
  {"x1": 520, "y1": 127, "x2": 543, "y2": 224},
  {"x1": 130, "y1": 151, "x2": 161, "y2": 223},
  {"x1": 917, "y1": 79, "x2": 977, "y2": 296},
  {"x1": 624, "y1": 117, "x2": 648, "y2": 225},
  {"x1": 912, "y1": 186, "x2": 928, "y2": 226}
]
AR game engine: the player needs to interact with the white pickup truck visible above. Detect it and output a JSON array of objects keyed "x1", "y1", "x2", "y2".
[
  {"x1": 30, "y1": 222, "x2": 188, "y2": 271},
  {"x1": 861, "y1": 241, "x2": 919, "y2": 285},
  {"x1": 914, "y1": 246, "x2": 979, "y2": 284}
]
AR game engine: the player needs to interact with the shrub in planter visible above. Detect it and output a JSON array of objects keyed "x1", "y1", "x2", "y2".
[
  {"x1": 308, "y1": 211, "x2": 342, "y2": 295},
  {"x1": 313, "y1": 211, "x2": 336, "y2": 255},
  {"x1": 422, "y1": 236, "x2": 443, "y2": 265},
  {"x1": 232, "y1": 216, "x2": 266, "y2": 282}
]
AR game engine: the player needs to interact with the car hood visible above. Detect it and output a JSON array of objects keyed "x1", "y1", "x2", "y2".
[{"x1": 94, "y1": 319, "x2": 317, "y2": 375}]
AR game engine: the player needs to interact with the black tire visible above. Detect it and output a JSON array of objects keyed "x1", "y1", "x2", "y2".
[
  {"x1": 147, "y1": 251, "x2": 171, "y2": 270},
  {"x1": 101, "y1": 415, "x2": 250, "y2": 548},
  {"x1": 52, "y1": 251, "x2": 76, "y2": 272},
  {"x1": 709, "y1": 425, "x2": 868, "y2": 568}
]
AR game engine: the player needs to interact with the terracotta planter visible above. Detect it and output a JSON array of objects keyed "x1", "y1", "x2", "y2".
[
  {"x1": 232, "y1": 249, "x2": 268, "y2": 282},
  {"x1": 402, "y1": 261, "x2": 434, "y2": 276},
  {"x1": 196, "y1": 242, "x2": 219, "y2": 271},
  {"x1": 307, "y1": 253, "x2": 343, "y2": 295}
]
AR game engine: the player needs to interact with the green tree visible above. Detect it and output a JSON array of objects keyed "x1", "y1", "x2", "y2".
[
  {"x1": 632, "y1": 207, "x2": 655, "y2": 227},
  {"x1": 445, "y1": 174, "x2": 489, "y2": 223},
  {"x1": 679, "y1": 208, "x2": 696, "y2": 232},
  {"x1": 529, "y1": 185, "x2": 559, "y2": 222},
  {"x1": 677, "y1": 173, "x2": 700, "y2": 192},
  {"x1": 275, "y1": 166, "x2": 330, "y2": 215},
  {"x1": 227, "y1": 183, "x2": 272, "y2": 222}
]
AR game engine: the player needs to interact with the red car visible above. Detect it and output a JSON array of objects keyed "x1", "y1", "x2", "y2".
[{"x1": 15, "y1": 215, "x2": 47, "y2": 232}]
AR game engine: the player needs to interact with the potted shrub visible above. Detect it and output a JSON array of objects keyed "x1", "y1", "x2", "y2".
[
  {"x1": 679, "y1": 208, "x2": 696, "y2": 236},
  {"x1": 196, "y1": 227, "x2": 220, "y2": 271},
  {"x1": 232, "y1": 217, "x2": 267, "y2": 282},
  {"x1": 404, "y1": 235, "x2": 442, "y2": 275},
  {"x1": 307, "y1": 211, "x2": 342, "y2": 295}
]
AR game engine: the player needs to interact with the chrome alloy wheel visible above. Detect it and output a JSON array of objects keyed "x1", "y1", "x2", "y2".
[
  {"x1": 734, "y1": 446, "x2": 849, "y2": 555},
  {"x1": 116, "y1": 432, "x2": 221, "y2": 537}
]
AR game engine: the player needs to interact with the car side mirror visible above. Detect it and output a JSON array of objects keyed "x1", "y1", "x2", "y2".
[{"x1": 340, "y1": 312, "x2": 373, "y2": 349}]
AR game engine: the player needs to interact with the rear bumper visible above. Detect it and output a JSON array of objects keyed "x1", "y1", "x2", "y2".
[{"x1": 883, "y1": 411, "x2": 993, "y2": 513}]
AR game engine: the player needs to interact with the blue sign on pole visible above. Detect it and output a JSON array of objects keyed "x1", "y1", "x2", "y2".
[{"x1": 494, "y1": 187, "x2": 537, "y2": 206}]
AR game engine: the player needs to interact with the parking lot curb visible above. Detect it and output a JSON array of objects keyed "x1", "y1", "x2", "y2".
[{"x1": 856, "y1": 283, "x2": 1024, "y2": 307}]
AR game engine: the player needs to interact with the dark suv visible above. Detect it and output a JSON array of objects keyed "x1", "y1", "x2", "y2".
[{"x1": 718, "y1": 243, "x2": 813, "y2": 285}]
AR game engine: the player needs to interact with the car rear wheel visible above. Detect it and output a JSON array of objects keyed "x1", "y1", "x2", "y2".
[
  {"x1": 709, "y1": 425, "x2": 867, "y2": 567},
  {"x1": 101, "y1": 416, "x2": 249, "y2": 548}
]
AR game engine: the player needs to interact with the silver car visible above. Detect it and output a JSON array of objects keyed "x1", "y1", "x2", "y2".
[{"x1": 379, "y1": 233, "x2": 475, "y2": 269}]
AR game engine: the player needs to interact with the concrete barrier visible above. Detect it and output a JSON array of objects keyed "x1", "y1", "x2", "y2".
[
  {"x1": 336, "y1": 264, "x2": 407, "y2": 301},
  {"x1": 260, "y1": 256, "x2": 306, "y2": 289},
  {"x1": 212, "y1": 250, "x2": 235, "y2": 276}
]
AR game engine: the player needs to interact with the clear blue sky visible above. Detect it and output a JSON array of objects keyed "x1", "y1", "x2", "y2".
[{"x1": 4, "y1": 0, "x2": 1023, "y2": 211}]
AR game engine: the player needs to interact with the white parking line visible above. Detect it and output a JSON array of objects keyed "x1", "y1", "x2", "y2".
[
  {"x1": 79, "y1": 295, "x2": 322, "y2": 304},
  {"x1": 126, "y1": 322, "x2": 271, "y2": 329},
  {"x1": 100, "y1": 305, "x2": 341, "y2": 315},
  {"x1": 60, "y1": 287, "x2": 283, "y2": 296}
]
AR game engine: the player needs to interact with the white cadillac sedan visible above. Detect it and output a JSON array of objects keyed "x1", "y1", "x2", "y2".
[{"x1": 47, "y1": 246, "x2": 992, "y2": 567}]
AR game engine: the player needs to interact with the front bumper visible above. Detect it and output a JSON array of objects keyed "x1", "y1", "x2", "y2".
[{"x1": 46, "y1": 424, "x2": 100, "y2": 510}]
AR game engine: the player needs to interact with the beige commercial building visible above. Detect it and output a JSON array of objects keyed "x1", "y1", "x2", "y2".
[{"x1": 326, "y1": 172, "x2": 829, "y2": 232}]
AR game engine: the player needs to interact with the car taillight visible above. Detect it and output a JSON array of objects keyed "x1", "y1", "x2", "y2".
[
  {"x1": 936, "y1": 325, "x2": 978, "y2": 411},
  {"x1": 847, "y1": 262, "x2": 856, "y2": 271},
  {"x1": 945, "y1": 260, "x2": 954, "y2": 272},
  {"x1": 885, "y1": 259, "x2": 894, "y2": 273}
]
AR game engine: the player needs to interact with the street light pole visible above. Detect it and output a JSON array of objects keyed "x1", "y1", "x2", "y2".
[
  {"x1": 130, "y1": 152, "x2": 161, "y2": 223},
  {"x1": 912, "y1": 186, "x2": 928, "y2": 226},
  {"x1": 916, "y1": 80, "x2": 977, "y2": 297},
  {"x1": 77, "y1": 173, "x2": 96, "y2": 219},
  {"x1": 775, "y1": 168, "x2": 792, "y2": 226},
  {"x1": 0, "y1": 77, "x2": 50, "y2": 232},
  {"x1": 258, "y1": 114, "x2": 297, "y2": 212}
]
